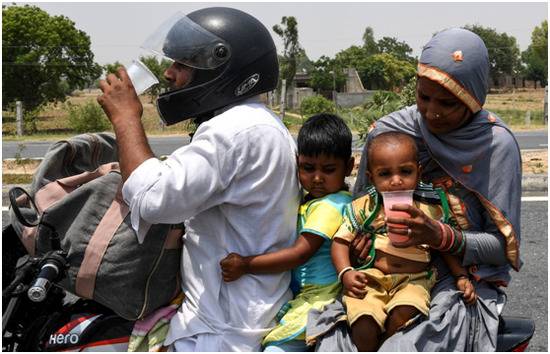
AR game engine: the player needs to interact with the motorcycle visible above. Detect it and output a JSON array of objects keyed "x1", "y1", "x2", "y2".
[{"x1": 2, "y1": 187, "x2": 535, "y2": 352}]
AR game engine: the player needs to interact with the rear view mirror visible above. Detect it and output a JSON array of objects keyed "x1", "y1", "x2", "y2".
[{"x1": 8, "y1": 187, "x2": 39, "y2": 228}]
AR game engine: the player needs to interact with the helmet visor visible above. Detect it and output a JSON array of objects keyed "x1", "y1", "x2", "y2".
[{"x1": 141, "y1": 12, "x2": 231, "y2": 70}]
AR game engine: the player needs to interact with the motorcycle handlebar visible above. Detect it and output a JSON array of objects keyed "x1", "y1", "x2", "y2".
[
  {"x1": 27, "y1": 252, "x2": 67, "y2": 303},
  {"x1": 27, "y1": 264, "x2": 59, "y2": 302}
]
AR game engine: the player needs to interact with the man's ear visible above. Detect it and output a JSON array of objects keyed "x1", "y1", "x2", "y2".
[{"x1": 345, "y1": 156, "x2": 355, "y2": 176}]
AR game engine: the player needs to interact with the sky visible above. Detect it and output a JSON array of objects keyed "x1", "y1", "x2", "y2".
[{"x1": 12, "y1": 1, "x2": 550, "y2": 67}]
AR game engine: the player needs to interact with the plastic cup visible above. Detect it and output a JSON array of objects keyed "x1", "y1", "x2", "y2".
[
  {"x1": 381, "y1": 190, "x2": 414, "y2": 244},
  {"x1": 126, "y1": 60, "x2": 159, "y2": 95}
]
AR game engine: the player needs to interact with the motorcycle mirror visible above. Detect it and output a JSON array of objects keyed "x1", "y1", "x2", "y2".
[{"x1": 8, "y1": 187, "x2": 40, "y2": 228}]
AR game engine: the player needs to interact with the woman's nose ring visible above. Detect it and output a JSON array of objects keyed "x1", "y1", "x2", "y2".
[{"x1": 435, "y1": 113, "x2": 441, "y2": 119}]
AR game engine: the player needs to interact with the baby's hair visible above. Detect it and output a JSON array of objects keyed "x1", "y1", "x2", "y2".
[
  {"x1": 297, "y1": 113, "x2": 352, "y2": 161},
  {"x1": 367, "y1": 132, "x2": 418, "y2": 169}
]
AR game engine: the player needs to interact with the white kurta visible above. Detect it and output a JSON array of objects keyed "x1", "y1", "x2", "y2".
[{"x1": 122, "y1": 100, "x2": 300, "y2": 351}]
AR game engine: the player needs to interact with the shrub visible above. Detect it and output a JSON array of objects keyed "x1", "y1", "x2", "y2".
[
  {"x1": 399, "y1": 77, "x2": 417, "y2": 107},
  {"x1": 67, "y1": 100, "x2": 110, "y2": 133},
  {"x1": 300, "y1": 95, "x2": 335, "y2": 117}
]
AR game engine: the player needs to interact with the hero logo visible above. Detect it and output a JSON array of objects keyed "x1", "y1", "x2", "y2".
[
  {"x1": 235, "y1": 74, "x2": 260, "y2": 96},
  {"x1": 49, "y1": 333, "x2": 79, "y2": 345}
]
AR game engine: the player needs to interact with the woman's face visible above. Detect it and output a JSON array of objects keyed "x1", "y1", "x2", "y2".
[{"x1": 416, "y1": 77, "x2": 473, "y2": 135}]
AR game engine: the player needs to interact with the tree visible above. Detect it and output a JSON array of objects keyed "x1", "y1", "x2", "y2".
[
  {"x1": 362, "y1": 27, "x2": 378, "y2": 56},
  {"x1": 273, "y1": 16, "x2": 301, "y2": 90},
  {"x1": 2, "y1": 5, "x2": 102, "y2": 112},
  {"x1": 377, "y1": 36, "x2": 415, "y2": 63},
  {"x1": 308, "y1": 55, "x2": 346, "y2": 92},
  {"x1": 103, "y1": 61, "x2": 123, "y2": 76},
  {"x1": 295, "y1": 48, "x2": 314, "y2": 74},
  {"x1": 464, "y1": 25, "x2": 521, "y2": 85},
  {"x1": 360, "y1": 53, "x2": 416, "y2": 91},
  {"x1": 522, "y1": 20, "x2": 547, "y2": 87},
  {"x1": 531, "y1": 20, "x2": 548, "y2": 65}
]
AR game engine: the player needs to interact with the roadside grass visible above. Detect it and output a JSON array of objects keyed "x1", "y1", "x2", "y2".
[{"x1": 2, "y1": 88, "x2": 547, "y2": 141}]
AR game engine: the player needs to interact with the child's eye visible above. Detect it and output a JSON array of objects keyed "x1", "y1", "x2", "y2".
[
  {"x1": 401, "y1": 168, "x2": 413, "y2": 175},
  {"x1": 301, "y1": 165, "x2": 315, "y2": 172},
  {"x1": 323, "y1": 168, "x2": 336, "y2": 174},
  {"x1": 378, "y1": 171, "x2": 389, "y2": 177}
]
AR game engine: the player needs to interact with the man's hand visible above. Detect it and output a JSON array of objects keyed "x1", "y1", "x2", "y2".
[
  {"x1": 456, "y1": 276, "x2": 477, "y2": 305},
  {"x1": 97, "y1": 67, "x2": 143, "y2": 126},
  {"x1": 220, "y1": 253, "x2": 249, "y2": 282},
  {"x1": 342, "y1": 270, "x2": 368, "y2": 299}
]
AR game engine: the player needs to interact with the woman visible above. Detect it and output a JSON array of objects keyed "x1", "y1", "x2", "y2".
[{"x1": 308, "y1": 28, "x2": 522, "y2": 351}]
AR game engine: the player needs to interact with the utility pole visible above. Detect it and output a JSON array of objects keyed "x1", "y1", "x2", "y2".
[
  {"x1": 280, "y1": 79, "x2": 286, "y2": 120},
  {"x1": 544, "y1": 86, "x2": 548, "y2": 125},
  {"x1": 16, "y1": 101, "x2": 23, "y2": 137}
]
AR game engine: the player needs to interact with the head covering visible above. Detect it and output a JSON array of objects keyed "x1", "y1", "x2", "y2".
[
  {"x1": 354, "y1": 28, "x2": 522, "y2": 274},
  {"x1": 418, "y1": 28, "x2": 489, "y2": 113}
]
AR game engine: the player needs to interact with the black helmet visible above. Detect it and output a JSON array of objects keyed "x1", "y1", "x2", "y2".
[{"x1": 142, "y1": 7, "x2": 279, "y2": 125}]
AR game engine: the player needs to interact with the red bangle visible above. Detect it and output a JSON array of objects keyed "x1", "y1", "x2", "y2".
[
  {"x1": 442, "y1": 224, "x2": 455, "y2": 252},
  {"x1": 435, "y1": 221, "x2": 447, "y2": 250}
]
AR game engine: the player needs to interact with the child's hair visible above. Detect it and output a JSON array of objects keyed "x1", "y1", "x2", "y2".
[
  {"x1": 297, "y1": 113, "x2": 352, "y2": 160},
  {"x1": 366, "y1": 132, "x2": 418, "y2": 169}
]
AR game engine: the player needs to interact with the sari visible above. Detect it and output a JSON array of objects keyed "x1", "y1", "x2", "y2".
[{"x1": 309, "y1": 28, "x2": 522, "y2": 351}]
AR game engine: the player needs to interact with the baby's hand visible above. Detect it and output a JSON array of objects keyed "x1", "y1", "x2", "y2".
[
  {"x1": 220, "y1": 253, "x2": 248, "y2": 282},
  {"x1": 342, "y1": 270, "x2": 368, "y2": 299},
  {"x1": 456, "y1": 276, "x2": 477, "y2": 305}
]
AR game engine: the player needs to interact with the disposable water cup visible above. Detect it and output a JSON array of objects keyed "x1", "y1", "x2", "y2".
[
  {"x1": 126, "y1": 60, "x2": 159, "y2": 95},
  {"x1": 381, "y1": 190, "x2": 414, "y2": 244}
]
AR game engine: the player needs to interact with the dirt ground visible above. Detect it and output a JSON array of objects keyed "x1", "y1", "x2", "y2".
[{"x1": 3, "y1": 150, "x2": 547, "y2": 177}]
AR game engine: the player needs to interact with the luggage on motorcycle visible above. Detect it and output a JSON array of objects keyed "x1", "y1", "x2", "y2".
[{"x1": 9, "y1": 133, "x2": 183, "y2": 321}]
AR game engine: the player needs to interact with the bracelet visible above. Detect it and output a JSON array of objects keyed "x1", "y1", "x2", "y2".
[
  {"x1": 338, "y1": 266, "x2": 354, "y2": 283},
  {"x1": 434, "y1": 221, "x2": 447, "y2": 250},
  {"x1": 441, "y1": 224, "x2": 455, "y2": 252},
  {"x1": 452, "y1": 230, "x2": 466, "y2": 255}
]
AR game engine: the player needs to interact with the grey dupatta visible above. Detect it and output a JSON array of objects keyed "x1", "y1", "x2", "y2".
[{"x1": 354, "y1": 28, "x2": 522, "y2": 272}]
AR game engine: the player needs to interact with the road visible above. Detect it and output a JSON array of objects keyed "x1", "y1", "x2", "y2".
[
  {"x1": 1, "y1": 197, "x2": 547, "y2": 351},
  {"x1": 2, "y1": 130, "x2": 547, "y2": 158}
]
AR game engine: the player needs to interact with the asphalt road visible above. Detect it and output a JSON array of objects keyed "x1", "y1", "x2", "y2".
[
  {"x1": 2, "y1": 130, "x2": 547, "y2": 158},
  {"x1": 1, "y1": 197, "x2": 547, "y2": 351},
  {"x1": 501, "y1": 199, "x2": 548, "y2": 352}
]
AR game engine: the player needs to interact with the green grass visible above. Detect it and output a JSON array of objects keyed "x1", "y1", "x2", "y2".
[{"x1": 490, "y1": 109, "x2": 545, "y2": 126}]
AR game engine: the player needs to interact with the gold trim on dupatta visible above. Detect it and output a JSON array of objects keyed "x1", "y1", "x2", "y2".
[
  {"x1": 417, "y1": 63, "x2": 482, "y2": 113},
  {"x1": 478, "y1": 196, "x2": 521, "y2": 271}
]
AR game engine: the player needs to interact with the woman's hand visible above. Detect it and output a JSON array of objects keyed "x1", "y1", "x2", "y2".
[
  {"x1": 350, "y1": 232, "x2": 373, "y2": 267},
  {"x1": 385, "y1": 204, "x2": 442, "y2": 248},
  {"x1": 342, "y1": 270, "x2": 368, "y2": 299},
  {"x1": 456, "y1": 276, "x2": 477, "y2": 305},
  {"x1": 220, "y1": 253, "x2": 249, "y2": 282},
  {"x1": 97, "y1": 67, "x2": 143, "y2": 126}
]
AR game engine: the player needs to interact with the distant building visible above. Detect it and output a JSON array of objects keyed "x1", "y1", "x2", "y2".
[{"x1": 490, "y1": 74, "x2": 544, "y2": 90}]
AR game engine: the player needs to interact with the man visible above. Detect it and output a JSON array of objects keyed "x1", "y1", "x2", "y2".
[{"x1": 97, "y1": 7, "x2": 300, "y2": 351}]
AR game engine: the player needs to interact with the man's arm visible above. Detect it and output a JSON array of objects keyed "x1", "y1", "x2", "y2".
[{"x1": 97, "y1": 67, "x2": 154, "y2": 181}]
